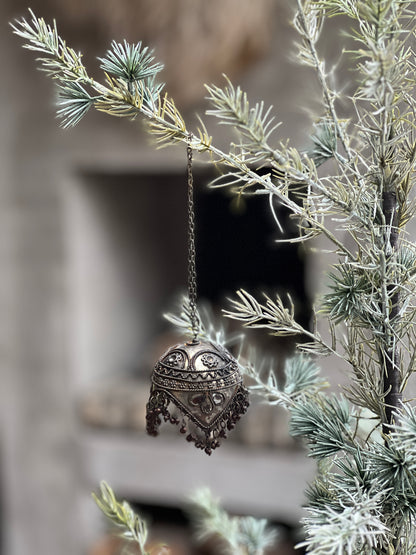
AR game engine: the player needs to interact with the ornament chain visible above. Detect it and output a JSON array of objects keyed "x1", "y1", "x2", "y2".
[{"x1": 187, "y1": 134, "x2": 199, "y2": 341}]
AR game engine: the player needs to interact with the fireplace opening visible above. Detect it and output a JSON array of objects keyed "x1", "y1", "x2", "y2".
[{"x1": 67, "y1": 168, "x2": 310, "y2": 390}]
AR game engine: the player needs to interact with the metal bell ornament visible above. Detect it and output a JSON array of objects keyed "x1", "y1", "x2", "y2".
[
  {"x1": 146, "y1": 135, "x2": 249, "y2": 454},
  {"x1": 146, "y1": 340, "x2": 249, "y2": 454}
]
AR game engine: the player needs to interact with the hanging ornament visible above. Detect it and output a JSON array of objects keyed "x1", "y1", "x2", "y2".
[{"x1": 146, "y1": 135, "x2": 249, "y2": 455}]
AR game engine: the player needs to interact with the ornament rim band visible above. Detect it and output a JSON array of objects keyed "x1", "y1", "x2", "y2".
[
  {"x1": 146, "y1": 382, "x2": 249, "y2": 455},
  {"x1": 147, "y1": 383, "x2": 248, "y2": 432}
]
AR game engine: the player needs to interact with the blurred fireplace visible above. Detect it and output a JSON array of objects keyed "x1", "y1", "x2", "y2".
[
  {"x1": 67, "y1": 168, "x2": 310, "y2": 390},
  {"x1": 67, "y1": 170, "x2": 189, "y2": 389}
]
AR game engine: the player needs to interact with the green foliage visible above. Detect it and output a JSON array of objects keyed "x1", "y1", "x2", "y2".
[
  {"x1": 306, "y1": 119, "x2": 338, "y2": 167},
  {"x1": 188, "y1": 488, "x2": 240, "y2": 553},
  {"x1": 92, "y1": 481, "x2": 152, "y2": 554},
  {"x1": 367, "y1": 441, "x2": 416, "y2": 517},
  {"x1": 391, "y1": 403, "x2": 416, "y2": 466},
  {"x1": 98, "y1": 40, "x2": 163, "y2": 84},
  {"x1": 10, "y1": 9, "x2": 88, "y2": 82},
  {"x1": 225, "y1": 289, "x2": 335, "y2": 357},
  {"x1": 322, "y1": 264, "x2": 374, "y2": 325},
  {"x1": 238, "y1": 517, "x2": 279, "y2": 555},
  {"x1": 98, "y1": 40, "x2": 165, "y2": 109},
  {"x1": 289, "y1": 395, "x2": 352, "y2": 459},
  {"x1": 56, "y1": 82, "x2": 98, "y2": 128},
  {"x1": 188, "y1": 488, "x2": 278, "y2": 555},
  {"x1": 284, "y1": 355, "x2": 327, "y2": 397},
  {"x1": 298, "y1": 486, "x2": 388, "y2": 554},
  {"x1": 245, "y1": 352, "x2": 328, "y2": 408},
  {"x1": 205, "y1": 77, "x2": 282, "y2": 165},
  {"x1": 93, "y1": 482, "x2": 278, "y2": 555},
  {"x1": 334, "y1": 448, "x2": 378, "y2": 495}
]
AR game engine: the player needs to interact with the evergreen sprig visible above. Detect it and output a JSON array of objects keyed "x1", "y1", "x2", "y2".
[
  {"x1": 390, "y1": 403, "x2": 416, "y2": 469},
  {"x1": 299, "y1": 486, "x2": 388, "y2": 554},
  {"x1": 225, "y1": 289, "x2": 334, "y2": 357},
  {"x1": 205, "y1": 77, "x2": 282, "y2": 165},
  {"x1": 188, "y1": 488, "x2": 241, "y2": 553},
  {"x1": 188, "y1": 488, "x2": 278, "y2": 555},
  {"x1": 333, "y1": 449, "x2": 377, "y2": 496},
  {"x1": 56, "y1": 82, "x2": 98, "y2": 128},
  {"x1": 238, "y1": 517, "x2": 279, "y2": 555},
  {"x1": 10, "y1": 8, "x2": 88, "y2": 82},
  {"x1": 306, "y1": 119, "x2": 338, "y2": 166},
  {"x1": 244, "y1": 353, "x2": 328, "y2": 409},
  {"x1": 98, "y1": 40, "x2": 164, "y2": 84},
  {"x1": 283, "y1": 355, "x2": 327, "y2": 397},
  {"x1": 304, "y1": 478, "x2": 341, "y2": 513},
  {"x1": 92, "y1": 482, "x2": 152, "y2": 554},
  {"x1": 289, "y1": 395, "x2": 353, "y2": 459},
  {"x1": 225, "y1": 289, "x2": 304, "y2": 336},
  {"x1": 322, "y1": 263, "x2": 375, "y2": 325},
  {"x1": 343, "y1": 328, "x2": 386, "y2": 418},
  {"x1": 367, "y1": 442, "x2": 416, "y2": 517}
]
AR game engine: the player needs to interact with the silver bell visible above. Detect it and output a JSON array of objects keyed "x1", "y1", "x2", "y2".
[{"x1": 146, "y1": 339, "x2": 249, "y2": 455}]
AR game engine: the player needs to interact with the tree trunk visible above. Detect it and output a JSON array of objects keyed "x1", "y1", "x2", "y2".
[{"x1": 382, "y1": 191, "x2": 402, "y2": 434}]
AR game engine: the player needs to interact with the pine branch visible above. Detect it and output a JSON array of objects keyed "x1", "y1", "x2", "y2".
[
  {"x1": 98, "y1": 40, "x2": 163, "y2": 84},
  {"x1": 56, "y1": 81, "x2": 99, "y2": 128},
  {"x1": 306, "y1": 119, "x2": 339, "y2": 167},
  {"x1": 294, "y1": 0, "x2": 353, "y2": 161},
  {"x1": 245, "y1": 353, "x2": 328, "y2": 408},
  {"x1": 366, "y1": 437, "x2": 416, "y2": 521},
  {"x1": 205, "y1": 77, "x2": 283, "y2": 165},
  {"x1": 390, "y1": 403, "x2": 416, "y2": 471},
  {"x1": 205, "y1": 78, "x2": 372, "y2": 243},
  {"x1": 188, "y1": 488, "x2": 242, "y2": 554},
  {"x1": 344, "y1": 329, "x2": 386, "y2": 419},
  {"x1": 10, "y1": 9, "x2": 89, "y2": 82},
  {"x1": 188, "y1": 489, "x2": 278, "y2": 555},
  {"x1": 12, "y1": 10, "x2": 373, "y2": 261},
  {"x1": 289, "y1": 394, "x2": 354, "y2": 459},
  {"x1": 284, "y1": 355, "x2": 328, "y2": 398},
  {"x1": 298, "y1": 486, "x2": 388, "y2": 554},
  {"x1": 225, "y1": 289, "x2": 337, "y2": 357},
  {"x1": 92, "y1": 482, "x2": 152, "y2": 554}
]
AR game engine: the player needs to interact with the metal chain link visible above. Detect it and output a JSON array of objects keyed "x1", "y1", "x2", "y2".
[{"x1": 187, "y1": 133, "x2": 199, "y2": 342}]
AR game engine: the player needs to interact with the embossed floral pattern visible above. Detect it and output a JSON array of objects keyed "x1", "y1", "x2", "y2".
[{"x1": 201, "y1": 353, "x2": 219, "y2": 369}]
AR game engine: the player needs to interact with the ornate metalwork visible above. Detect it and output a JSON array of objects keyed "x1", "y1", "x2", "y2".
[
  {"x1": 146, "y1": 138, "x2": 249, "y2": 453},
  {"x1": 146, "y1": 340, "x2": 249, "y2": 454}
]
